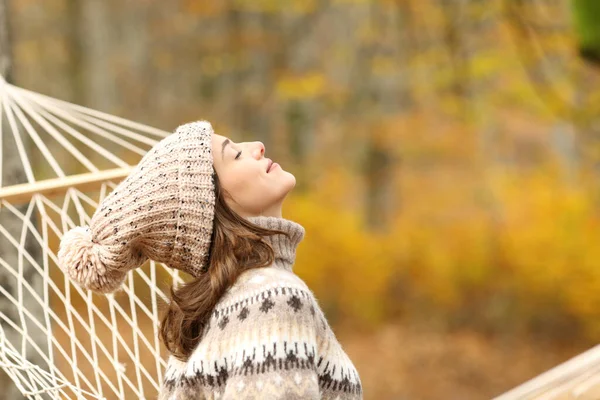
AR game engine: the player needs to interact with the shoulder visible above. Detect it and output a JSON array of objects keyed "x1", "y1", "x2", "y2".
[
  {"x1": 230, "y1": 266, "x2": 311, "y2": 295},
  {"x1": 210, "y1": 267, "x2": 320, "y2": 324},
  {"x1": 182, "y1": 268, "x2": 322, "y2": 373},
  {"x1": 215, "y1": 266, "x2": 314, "y2": 309}
]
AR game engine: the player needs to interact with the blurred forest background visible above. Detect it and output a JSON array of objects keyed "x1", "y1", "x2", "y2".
[{"x1": 4, "y1": 0, "x2": 600, "y2": 398}]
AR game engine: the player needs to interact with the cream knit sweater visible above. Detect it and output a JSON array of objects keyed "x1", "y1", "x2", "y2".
[{"x1": 157, "y1": 216, "x2": 363, "y2": 399}]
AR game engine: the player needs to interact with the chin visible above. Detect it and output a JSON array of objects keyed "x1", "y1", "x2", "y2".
[
  {"x1": 271, "y1": 174, "x2": 295, "y2": 202},
  {"x1": 281, "y1": 171, "x2": 296, "y2": 191}
]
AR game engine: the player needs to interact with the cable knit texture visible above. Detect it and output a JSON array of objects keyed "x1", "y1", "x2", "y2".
[
  {"x1": 57, "y1": 121, "x2": 216, "y2": 293},
  {"x1": 158, "y1": 216, "x2": 363, "y2": 400}
]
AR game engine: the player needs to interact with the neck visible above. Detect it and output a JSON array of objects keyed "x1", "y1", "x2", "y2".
[{"x1": 245, "y1": 215, "x2": 305, "y2": 272}]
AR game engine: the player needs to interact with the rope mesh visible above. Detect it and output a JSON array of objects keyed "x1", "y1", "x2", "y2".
[{"x1": 0, "y1": 76, "x2": 186, "y2": 399}]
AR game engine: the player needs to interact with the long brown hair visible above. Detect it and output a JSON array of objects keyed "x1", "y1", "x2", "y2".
[{"x1": 159, "y1": 171, "x2": 290, "y2": 361}]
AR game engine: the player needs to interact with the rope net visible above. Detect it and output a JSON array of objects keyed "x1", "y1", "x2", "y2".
[{"x1": 0, "y1": 76, "x2": 187, "y2": 399}]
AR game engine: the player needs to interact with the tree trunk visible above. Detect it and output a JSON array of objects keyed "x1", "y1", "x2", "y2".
[
  {"x1": 0, "y1": 0, "x2": 10, "y2": 82},
  {"x1": 0, "y1": 1, "x2": 46, "y2": 398}
]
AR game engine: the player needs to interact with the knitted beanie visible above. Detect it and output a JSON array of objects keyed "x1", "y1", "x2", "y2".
[{"x1": 57, "y1": 120, "x2": 216, "y2": 293}]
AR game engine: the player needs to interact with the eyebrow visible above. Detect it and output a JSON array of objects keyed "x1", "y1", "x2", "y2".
[{"x1": 221, "y1": 139, "x2": 230, "y2": 161}]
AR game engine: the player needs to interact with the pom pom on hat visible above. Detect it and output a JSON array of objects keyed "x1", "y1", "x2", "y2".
[{"x1": 58, "y1": 226, "x2": 128, "y2": 293}]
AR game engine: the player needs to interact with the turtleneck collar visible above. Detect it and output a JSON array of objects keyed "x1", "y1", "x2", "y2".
[{"x1": 245, "y1": 215, "x2": 305, "y2": 272}]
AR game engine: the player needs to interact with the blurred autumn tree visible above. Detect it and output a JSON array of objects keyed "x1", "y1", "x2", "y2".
[{"x1": 572, "y1": 0, "x2": 600, "y2": 63}]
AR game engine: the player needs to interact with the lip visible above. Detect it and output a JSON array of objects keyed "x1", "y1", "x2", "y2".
[{"x1": 266, "y1": 159, "x2": 273, "y2": 173}]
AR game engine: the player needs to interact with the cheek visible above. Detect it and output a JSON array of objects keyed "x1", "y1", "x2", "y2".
[{"x1": 221, "y1": 163, "x2": 266, "y2": 195}]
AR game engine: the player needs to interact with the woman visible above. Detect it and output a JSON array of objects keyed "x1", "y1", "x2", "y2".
[{"x1": 58, "y1": 121, "x2": 363, "y2": 399}]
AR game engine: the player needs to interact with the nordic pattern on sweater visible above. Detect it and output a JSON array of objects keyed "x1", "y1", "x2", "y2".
[{"x1": 157, "y1": 216, "x2": 363, "y2": 399}]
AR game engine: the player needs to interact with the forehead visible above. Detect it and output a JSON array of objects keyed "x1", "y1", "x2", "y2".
[
  {"x1": 212, "y1": 133, "x2": 227, "y2": 142},
  {"x1": 211, "y1": 133, "x2": 229, "y2": 166}
]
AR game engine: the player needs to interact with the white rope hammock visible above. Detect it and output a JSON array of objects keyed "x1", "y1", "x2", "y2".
[
  {"x1": 492, "y1": 344, "x2": 600, "y2": 399},
  {"x1": 0, "y1": 75, "x2": 189, "y2": 399},
  {"x1": 1, "y1": 76, "x2": 600, "y2": 399}
]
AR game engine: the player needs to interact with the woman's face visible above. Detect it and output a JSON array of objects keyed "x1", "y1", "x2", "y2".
[{"x1": 211, "y1": 133, "x2": 296, "y2": 218}]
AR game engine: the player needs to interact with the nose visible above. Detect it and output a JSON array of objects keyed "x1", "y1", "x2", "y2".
[{"x1": 252, "y1": 141, "x2": 265, "y2": 159}]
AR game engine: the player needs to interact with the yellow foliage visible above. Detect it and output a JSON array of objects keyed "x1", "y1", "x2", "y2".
[
  {"x1": 276, "y1": 73, "x2": 327, "y2": 100},
  {"x1": 183, "y1": 0, "x2": 225, "y2": 16},
  {"x1": 232, "y1": 0, "x2": 283, "y2": 13},
  {"x1": 283, "y1": 159, "x2": 600, "y2": 341},
  {"x1": 200, "y1": 55, "x2": 225, "y2": 76},
  {"x1": 290, "y1": 192, "x2": 393, "y2": 324}
]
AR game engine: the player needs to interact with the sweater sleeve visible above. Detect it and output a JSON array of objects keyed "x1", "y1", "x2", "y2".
[{"x1": 220, "y1": 288, "x2": 321, "y2": 399}]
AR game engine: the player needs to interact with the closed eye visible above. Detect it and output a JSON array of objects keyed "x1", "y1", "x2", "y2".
[{"x1": 235, "y1": 150, "x2": 242, "y2": 160}]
